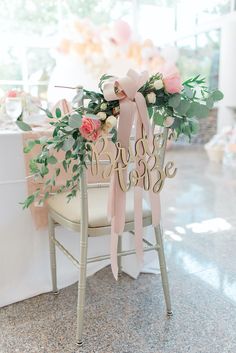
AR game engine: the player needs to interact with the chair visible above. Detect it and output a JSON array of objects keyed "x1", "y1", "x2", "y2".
[{"x1": 47, "y1": 125, "x2": 173, "y2": 347}]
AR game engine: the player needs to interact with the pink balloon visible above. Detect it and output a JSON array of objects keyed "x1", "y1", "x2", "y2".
[{"x1": 112, "y1": 20, "x2": 132, "y2": 45}]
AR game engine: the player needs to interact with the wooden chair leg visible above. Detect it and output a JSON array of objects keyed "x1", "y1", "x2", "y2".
[
  {"x1": 154, "y1": 224, "x2": 173, "y2": 316},
  {"x1": 48, "y1": 214, "x2": 58, "y2": 294},
  {"x1": 117, "y1": 235, "x2": 122, "y2": 277}
]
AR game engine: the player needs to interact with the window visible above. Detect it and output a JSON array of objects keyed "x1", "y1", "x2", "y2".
[
  {"x1": 0, "y1": 0, "x2": 131, "y2": 99},
  {"x1": 177, "y1": 30, "x2": 220, "y2": 89},
  {"x1": 175, "y1": 0, "x2": 231, "y2": 89},
  {"x1": 138, "y1": 3, "x2": 175, "y2": 45},
  {"x1": 0, "y1": 0, "x2": 234, "y2": 99}
]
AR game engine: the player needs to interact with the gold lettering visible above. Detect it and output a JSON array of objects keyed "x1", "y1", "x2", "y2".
[
  {"x1": 86, "y1": 131, "x2": 176, "y2": 193},
  {"x1": 116, "y1": 163, "x2": 129, "y2": 192},
  {"x1": 128, "y1": 169, "x2": 139, "y2": 188},
  {"x1": 165, "y1": 161, "x2": 177, "y2": 178},
  {"x1": 152, "y1": 167, "x2": 165, "y2": 193}
]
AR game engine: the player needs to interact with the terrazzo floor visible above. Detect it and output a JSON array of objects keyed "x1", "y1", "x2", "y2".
[{"x1": 1, "y1": 146, "x2": 236, "y2": 353}]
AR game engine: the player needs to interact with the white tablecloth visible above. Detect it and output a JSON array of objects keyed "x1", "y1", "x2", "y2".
[{"x1": 0, "y1": 129, "x2": 159, "y2": 308}]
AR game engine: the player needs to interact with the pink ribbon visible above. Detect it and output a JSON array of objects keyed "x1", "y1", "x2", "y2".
[
  {"x1": 103, "y1": 69, "x2": 161, "y2": 279},
  {"x1": 52, "y1": 99, "x2": 73, "y2": 117}
]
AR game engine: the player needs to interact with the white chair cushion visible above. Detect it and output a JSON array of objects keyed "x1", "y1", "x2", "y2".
[{"x1": 47, "y1": 187, "x2": 151, "y2": 228}]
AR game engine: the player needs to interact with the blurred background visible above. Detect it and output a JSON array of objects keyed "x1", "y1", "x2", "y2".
[
  {"x1": 1, "y1": 3, "x2": 236, "y2": 350},
  {"x1": 0, "y1": 0, "x2": 236, "y2": 149}
]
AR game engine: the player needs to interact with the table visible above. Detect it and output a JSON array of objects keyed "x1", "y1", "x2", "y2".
[{"x1": 0, "y1": 129, "x2": 159, "y2": 308}]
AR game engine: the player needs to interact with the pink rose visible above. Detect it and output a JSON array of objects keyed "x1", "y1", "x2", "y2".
[
  {"x1": 163, "y1": 74, "x2": 182, "y2": 94},
  {"x1": 160, "y1": 64, "x2": 183, "y2": 94},
  {"x1": 79, "y1": 116, "x2": 101, "y2": 141}
]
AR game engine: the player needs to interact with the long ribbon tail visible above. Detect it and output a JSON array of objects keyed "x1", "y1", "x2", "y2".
[
  {"x1": 110, "y1": 223, "x2": 119, "y2": 280},
  {"x1": 104, "y1": 69, "x2": 161, "y2": 279},
  {"x1": 135, "y1": 91, "x2": 161, "y2": 227},
  {"x1": 133, "y1": 111, "x2": 145, "y2": 266},
  {"x1": 108, "y1": 100, "x2": 134, "y2": 279},
  {"x1": 108, "y1": 174, "x2": 122, "y2": 280}
]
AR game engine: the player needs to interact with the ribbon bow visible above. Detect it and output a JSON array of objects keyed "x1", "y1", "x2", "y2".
[{"x1": 103, "y1": 69, "x2": 161, "y2": 279}]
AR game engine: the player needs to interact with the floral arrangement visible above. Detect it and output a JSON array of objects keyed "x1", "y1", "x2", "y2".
[
  {"x1": 0, "y1": 89, "x2": 40, "y2": 123},
  {"x1": 18, "y1": 70, "x2": 223, "y2": 208}
]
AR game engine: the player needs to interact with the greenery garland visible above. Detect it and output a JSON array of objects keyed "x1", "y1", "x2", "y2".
[{"x1": 17, "y1": 72, "x2": 223, "y2": 208}]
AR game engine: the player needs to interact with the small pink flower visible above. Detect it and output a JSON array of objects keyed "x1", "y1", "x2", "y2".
[
  {"x1": 160, "y1": 64, "x2": 183, "y2": 94},
  {"x1": 7, "y1": 90, "x2": 18, "y2": 98},
  {"x1": 79, "y1": 117, "x2": 102, "y2": 142}
]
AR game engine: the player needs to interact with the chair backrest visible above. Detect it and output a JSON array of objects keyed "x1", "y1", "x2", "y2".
[
  {"x1": 77, "y1": 87, "x2": 177, "y2": 232},
  {"x1": 86, "y1": 126, "x2": 173, "y2": 191},
  {"x1": 75, "y1": 86, "x2": 175, "y2": 189}
]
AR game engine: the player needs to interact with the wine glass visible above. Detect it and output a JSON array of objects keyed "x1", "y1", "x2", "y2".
[{"x1": 5, "y1": 97, "x2": 22, "y2": 121}]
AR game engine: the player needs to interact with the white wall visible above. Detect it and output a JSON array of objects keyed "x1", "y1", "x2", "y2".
[{"x1": 218, "y1": 12, "x2": 236, "y2": 131}]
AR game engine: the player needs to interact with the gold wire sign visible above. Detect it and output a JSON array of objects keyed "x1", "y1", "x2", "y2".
[{"x1": 86, "y1": 129, "x2": 177, "y2": 193}]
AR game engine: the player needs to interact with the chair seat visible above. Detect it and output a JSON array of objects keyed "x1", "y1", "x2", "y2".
[{"x1": 47, "y1": 187, "x2": 151, "y2": 228}]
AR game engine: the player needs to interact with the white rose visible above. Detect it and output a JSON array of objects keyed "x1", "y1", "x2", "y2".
[
  {"x1": 100, "y1": 102, "x2": 107, "y2": 111},
  {"x1": 164, "y1": 116, "x2": 174, "y2": 127},
  {"x1": 154, "y1": 79, "x2": 164, "y2": 90},
  {"x1": 97, "y1": 112, "x2": 107, "y2": 120},
  {"x1": 106, "y1": 115, "x2": 117, "y2": 129},
  {"x1": 146, "y1": 92, "x2": 156, "y2": 104}
]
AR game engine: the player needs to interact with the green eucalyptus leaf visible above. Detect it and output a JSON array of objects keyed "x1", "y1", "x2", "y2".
[
  {"x1": 184, "y1": 86, "x2": 194, "y2": 99},
  {"x1": 16, "y1": 120, "x2": 32, "y2": 131},
  {"x1": 197, "y1": 104, "x2": 209, "y2": 118},
  {"x1": 45, "y1": 109, "x2": 53, "y2": 119},
  {"x1": 147, "y1": 106, "x2": 154, "y2": 118},
  {"x1": 55, "y1": 107, "x2": 61, "y2": 118},
  {"x1": 175, "y1": 100, "x2": 191, "y2": 115},
  {"x1": 153, "y1": 112, "x2": 165, "y2": 126},
  {"x1": 64, "y1": 126, "x2": 74, "y2": 132},
  {"x1": 189, "y1": 120, "x2": 199, "y2": 134},
  {"x1": 45, "y1": 109, "x2": 54, "y2": 119},
  {"x1": 69, "y1": 113, "x2": 82, "y2": 128},
  {"x1": 41, "y1": 165, "x2": 49, "y2": 176},
  {"x1": 47, "y1": 155, "x2": 57, "y2": 165},
  {"x1": 29, "y1": 159, "x2": 39, "y2": 174},
  {"x1": 39, "y1": 107, "x2": 54, "y2": 119},
  {"x1": 23, "y1": 194, "x2": 35, "y2": 208},
  {"x1": 110, "y1": 127, "x2": 117, "y2": 143},
  {"x1": 168, "y1": 94, "x2": 181, "y2": 108},
  {"x1": 85, "y1": 113, "x2": 99, "y2": 120},
  {"x1": 206, "y1": 97, "x2": 214, "y2": 109},
  {"x1": 171, "y1": 116, "x2": 182, "y2": 130},
  {"x1": 39, "y1": 136, "x2": 48, "y2": 145},
  {"x1": 63, "y1": 160, "x2": 68, "y2": 172},
  {"x1": 187, "y1": 102, "x2": 200, "y2": 117},
  {"x1": 72, "y1": 164, "x2": 79, "y2": 173},
  {"x1": 44, "y1": 191, "x2": 49, "y2": 200},
  {"x1": 184, "y1": 124, "x2": 192, "y2": 140},
  {"x1": 53, "y1": 127, "x2": 59, "y2": 137},
  {"x1": 187, "y1": 102, "x2": 209, "y2": 118},
  {"x1": 28, "y1": 140, "x2": 36, "y2": 148},
  {"x1": 45, "y1": 179, "x2": 51, "y2": 186},
  {"x1": 65, "y1": 150, "x2": 72, "y2": 159},
  {"x1": 62, "y1": 136, "x2": 75, "y2": 151},
  {"x1": 23, "y1": 140, "x2": 36, "y2": 153},
  {"x1": 211, "y1": 90, "x2": 224, "y2": 102}
]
